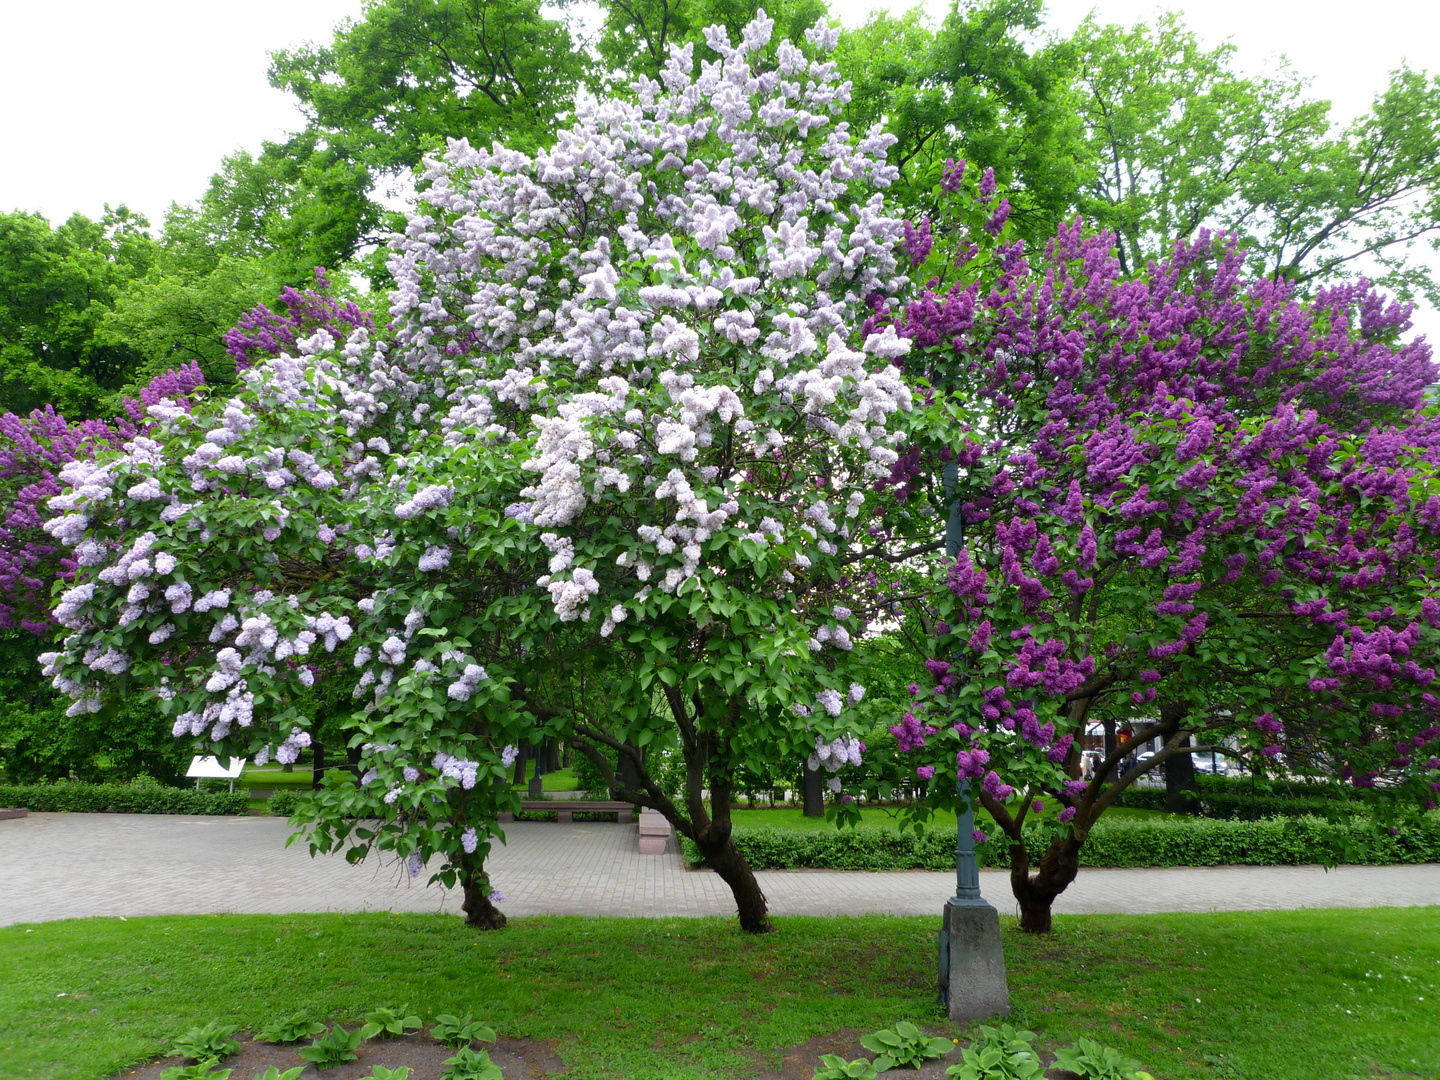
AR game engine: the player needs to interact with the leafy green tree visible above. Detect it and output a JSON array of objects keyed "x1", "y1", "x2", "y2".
[
  {"x1": 0, "y1": 630, "x2": 189, "y2": 784},
  {"x1": 1071, "y1": 14, "x2": 1440, "y2": 300},
  {"x1": 834, "y1": 0, "x2": 1084, "y2": 247},
  {"x1": 166, "y1": 131, "x2": 379, "y2": 285},
  {"x1": 269, "y1": 0, "x2": 587, "y2": 173},
  {"x1": 99, "y1": 257, "x2": 275, "y2": 391},
  {"x1": 0, "y1": 207, "x2": 156, "y2": 418},
  {"x1": 594, "y1": 0, "x2": 828, "y2": 84}
]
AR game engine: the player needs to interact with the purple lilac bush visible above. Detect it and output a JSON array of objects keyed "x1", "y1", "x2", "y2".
[{"x1": 867, "y1": 219, "x2": 1440, "y2": 929}]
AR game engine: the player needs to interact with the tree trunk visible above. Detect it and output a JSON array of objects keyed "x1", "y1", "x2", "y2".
[
  {"x1": 1008, "y1": 833, "x2": 1082, "y2": 934},
  {"x1": 802, "y1": 763, "x2": 824, "y2": 818},
  {"x1": 1164, "y1": 739, "x2": 1201, "y2": 814},
  {"x1": 510, "y1": 743, "x2": 528, "y2": 787},
  {"x1": 459, "y1": 857, "x2": 506, "y2": 930},
  {"x1": 694, "y1": 831, "x2": 772, "y2": 933},
  {"x1": 618, "y1": 741, "x2": 644, "y2": 795},
  {"x1": 311, "y1": 742, "x2": 325, "y2": 789}
]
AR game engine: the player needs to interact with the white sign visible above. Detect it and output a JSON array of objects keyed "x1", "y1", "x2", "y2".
[{"x1": 186, "y1": 756, "x2": 246, "y2": 779}]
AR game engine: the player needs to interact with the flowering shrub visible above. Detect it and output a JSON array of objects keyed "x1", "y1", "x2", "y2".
[
  {"x1": 0, "y1": 363, "x2": 205, "y2": 633},
  {"x1": 33, "y1": 14, "x2": 975, "y2": 932},
  {"x1": 873, "y1": 224, "x2": 1440, "y2": 929}
]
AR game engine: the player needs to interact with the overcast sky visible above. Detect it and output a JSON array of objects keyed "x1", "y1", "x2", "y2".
[{"x1": 2, "y1": 0, "x2": 1436, "y2": 334}]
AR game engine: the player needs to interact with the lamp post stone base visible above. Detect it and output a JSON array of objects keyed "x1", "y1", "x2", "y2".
[{"x1": 942, "y1": 899, "x2": 1010, "y2": 1022}]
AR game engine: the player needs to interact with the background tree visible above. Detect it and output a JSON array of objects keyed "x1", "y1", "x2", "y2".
[
  {"x1": 833, "y1": 0, "x2": 1084, "y2": 250},
  {"x1": 594, "y1": 0, "x2": 828, "y2": 84},
  {"x1": 1071, "y1": 14, "x2": 1440, "y2": 302},
  {"x1": 0, "y1": 207, "x2": 157, "y2": 418}
]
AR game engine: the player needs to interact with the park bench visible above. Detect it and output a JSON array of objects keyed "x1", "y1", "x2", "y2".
[{"x1": 498, "y1": 800, "x2": 634, "y2": 824}]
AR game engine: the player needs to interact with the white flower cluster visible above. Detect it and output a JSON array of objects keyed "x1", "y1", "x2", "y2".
[{"x1": 807, "y1": 733, "x2": 864, "y2": 773}]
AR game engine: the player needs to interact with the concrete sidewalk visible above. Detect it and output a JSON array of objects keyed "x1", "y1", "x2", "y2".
[{"x1": 1, "y1": 812, "x2": 1436, "y2": 928}]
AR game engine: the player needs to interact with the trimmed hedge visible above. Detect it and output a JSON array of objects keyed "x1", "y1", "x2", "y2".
[
  {"x1": 1117, "y1": 788, "x2": 1347, "y2": 820},
  {"x1": 684, "y1": 814, "x2": 1440, "y2": 871},
  {"x1": 1191, "y1": 774, "x2": 1358, "y2": 801},
  {"x1": 0, "y1": 782, "x2": 249, "y2": 815}
]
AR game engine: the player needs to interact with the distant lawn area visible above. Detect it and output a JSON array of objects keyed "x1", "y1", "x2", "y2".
[
  {"x1": 236, "y1": 765, "x2": 313, "y2": 789},
  {"x1": 508, "y1": 765, "x2": 580, "y2": 792},
  {"x1": 3, "y1": 908, "x2": 1435, "y2": 1080}
]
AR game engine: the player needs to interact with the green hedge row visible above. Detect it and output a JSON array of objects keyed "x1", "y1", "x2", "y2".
[
  {"x1": 0, "y1": 782, "x2": 250, "y2": 815},
  {"x1": 684, "y1": 815, "x2": 1440, "y2": 871},
  {"x1": 1116, "y1": 788, "x2": 1346, "y2": 820},
  {"x1": 1190, "y1": 775, "x2": 1357, "y2": 801}
]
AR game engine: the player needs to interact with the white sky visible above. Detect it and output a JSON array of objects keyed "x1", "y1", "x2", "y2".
[{"x1": 1, "y1": 0, "x2": 1436, "y2": 336}]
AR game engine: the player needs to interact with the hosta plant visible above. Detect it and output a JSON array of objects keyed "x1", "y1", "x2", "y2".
[
  {"x1": 171, "y1": 1021, "x2": 240, "y2": 1062},
  {"x1": 860, "y1": 1021, "x2": 952, "y2": 1069},
  {"x1": 160, "y1": 1063, "x2": 232, "y2": 1080},
  {"x1": 251, "y1": 1070, "x2": 305, "y2": 1080},
  {"x1": 360, "y1": 1006, "x2": 422, "y2": 1040},
  {"x1": 299, "y1": 1024, "x2": 366, "y2": 1070},
  {"x1": 439, "y1": 1046, "x2": 504, "y2": 1080},
  {"x1": 812, "y1": 1054, "x2": 881, "y2": 1079},
  {"x1": 430, "y1": 1013, "x2": 497, "y2": 1049},
  {"x1": 1052, "y1": 1037, "x2": 1153, "y2": 1080},
  {"x1": 258, "y1": 1013, "x2": 326, "y2": 1044},
  {"x1": 945, "y1": 1023, "x2": 1045, "y2": 1080},
  {"x1": 367, "y1": 1069, "x2": 411, "y2": 1080}
]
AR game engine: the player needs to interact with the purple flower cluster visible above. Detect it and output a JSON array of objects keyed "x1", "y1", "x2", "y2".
[{"x1": 0, "y1": 363, "x2": 205, "y2": 632}]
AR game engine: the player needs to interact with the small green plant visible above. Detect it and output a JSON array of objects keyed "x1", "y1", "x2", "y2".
[
  {"x1": 160, "y1": 1063, "x2": 232, "y2": 1080},
  {"x1": 945, "y1": 1024, "x2": 1044, "y2": 1080},
  {"x1": 299, "y1": 1024, "x2": 366, "y2": 1070},
  {"x1": 1202, "y1": 1054, "x2": 1248, "y2": 1078},
  {"x1": 258, "y1": 1013, "x2": 326, "y2": 1044},
  {"x1": 360, "y1": 1006, "x2": 422, "y2": 1040},
  {"x1": 440, "y1": 1046, "x2": 504, "y2": 1080},
  {"x1": 812, "y1": 1054, "x2": 880, "y2": 1079},
  {"x1": 431, "y1": 1013, "x2": 498, "y2": 1048},
  {"x1": 171, "y1": 1021, "x2": 241, "y2": 1062},
  {"x1": 860, "y1": 1021, "x2": 952, "y2": 1070},
  {"x1": 367, "y1": 1069, "x2": 411, "y2": 1080},
  {"x1": 1052, "y1": 1037, "x2": 1154, "y2": 1080},
  {"x1": 250, "y1": 1070, "x2": 305, "y2": 1080}
]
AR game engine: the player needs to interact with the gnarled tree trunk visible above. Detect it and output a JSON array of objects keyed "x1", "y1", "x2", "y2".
[
  {"x1": 1009, "y1": 832, "x2": 1083, "y2": 934},
  {"x1": 459, "y1": 854, "x2": 506, "y2": 929}
]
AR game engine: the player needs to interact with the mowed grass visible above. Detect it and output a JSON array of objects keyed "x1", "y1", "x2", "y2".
[{"x1": 3, "y1": 909, "x2": 1437, "y2": 1080}]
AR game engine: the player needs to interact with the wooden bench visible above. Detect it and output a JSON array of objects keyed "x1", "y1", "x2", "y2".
[{"x1": 499, "y1": 800, "x2": 634, "y2": 824}]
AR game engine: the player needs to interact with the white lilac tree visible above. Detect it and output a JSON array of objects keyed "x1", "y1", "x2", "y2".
[{"x1": 38, "y1": 13, "x2": 939, "y2": 932}]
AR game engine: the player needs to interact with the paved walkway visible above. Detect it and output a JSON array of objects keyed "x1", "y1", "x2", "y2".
[{"x1": 1, "y1": 813, "x2": 1436, "y2": 927}]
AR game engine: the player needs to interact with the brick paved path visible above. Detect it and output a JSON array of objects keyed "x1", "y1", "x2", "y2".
[{"x1": 2, "y1": 812, "x2": 1436, "y2": 927}]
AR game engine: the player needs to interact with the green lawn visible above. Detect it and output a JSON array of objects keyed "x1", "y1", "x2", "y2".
[
  {"x1": 509, "y1": 765, "x2": 580, "y2": 792},
  {"x1": 236, "y1": 765, "x2": 313, "y2": 790},
  {"x1": 3, "y1": 908, "x2": 1436, "y2": 1080}
]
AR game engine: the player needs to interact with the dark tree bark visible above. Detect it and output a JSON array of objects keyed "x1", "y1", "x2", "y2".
[
  {"x1": 1009, "y1": 832, "x2": 1083, "y2": 934},
  {"x1": 570, "y1": 684, "x2": 773, "y2": 933},
  {"x1": 693, "y1": 829, "x2": 771, "y2": 932},
  {"x1": 1164, "y1": 743, "x2": 1201, "y2": 814},
  {"x1": 617, "y1": 741, "x2": 644, "y2": 794},
  {"x1": 802, "y1": 763, "x2": 825, "y2": 818},
  {"x1": 1159, "y1": 700, "x2": 1200, "y2": 814},
  {"x1": 459, "y1": 856, "x2": 506, "y2": 929},
  {"x1": 510, "y1": 743, "x2": 528, "y2": 787},
  {"x1": 311, "y1": 742, "x2": 325, "y2": 789}
]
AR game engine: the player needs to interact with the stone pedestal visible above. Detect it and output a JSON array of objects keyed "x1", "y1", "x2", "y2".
[
  {"x1": 527, "y1": 775, "x2": 543, "y2": 799},
  {"x1": 942, "y1": 899, "x2": 1010, "y2": 1022},
  {"x1": 637, "y1": 809, "x2": 672, "y2": 854},
  {"x1": 0, "y1": 807, "x2": 28, "y2": 820}
]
